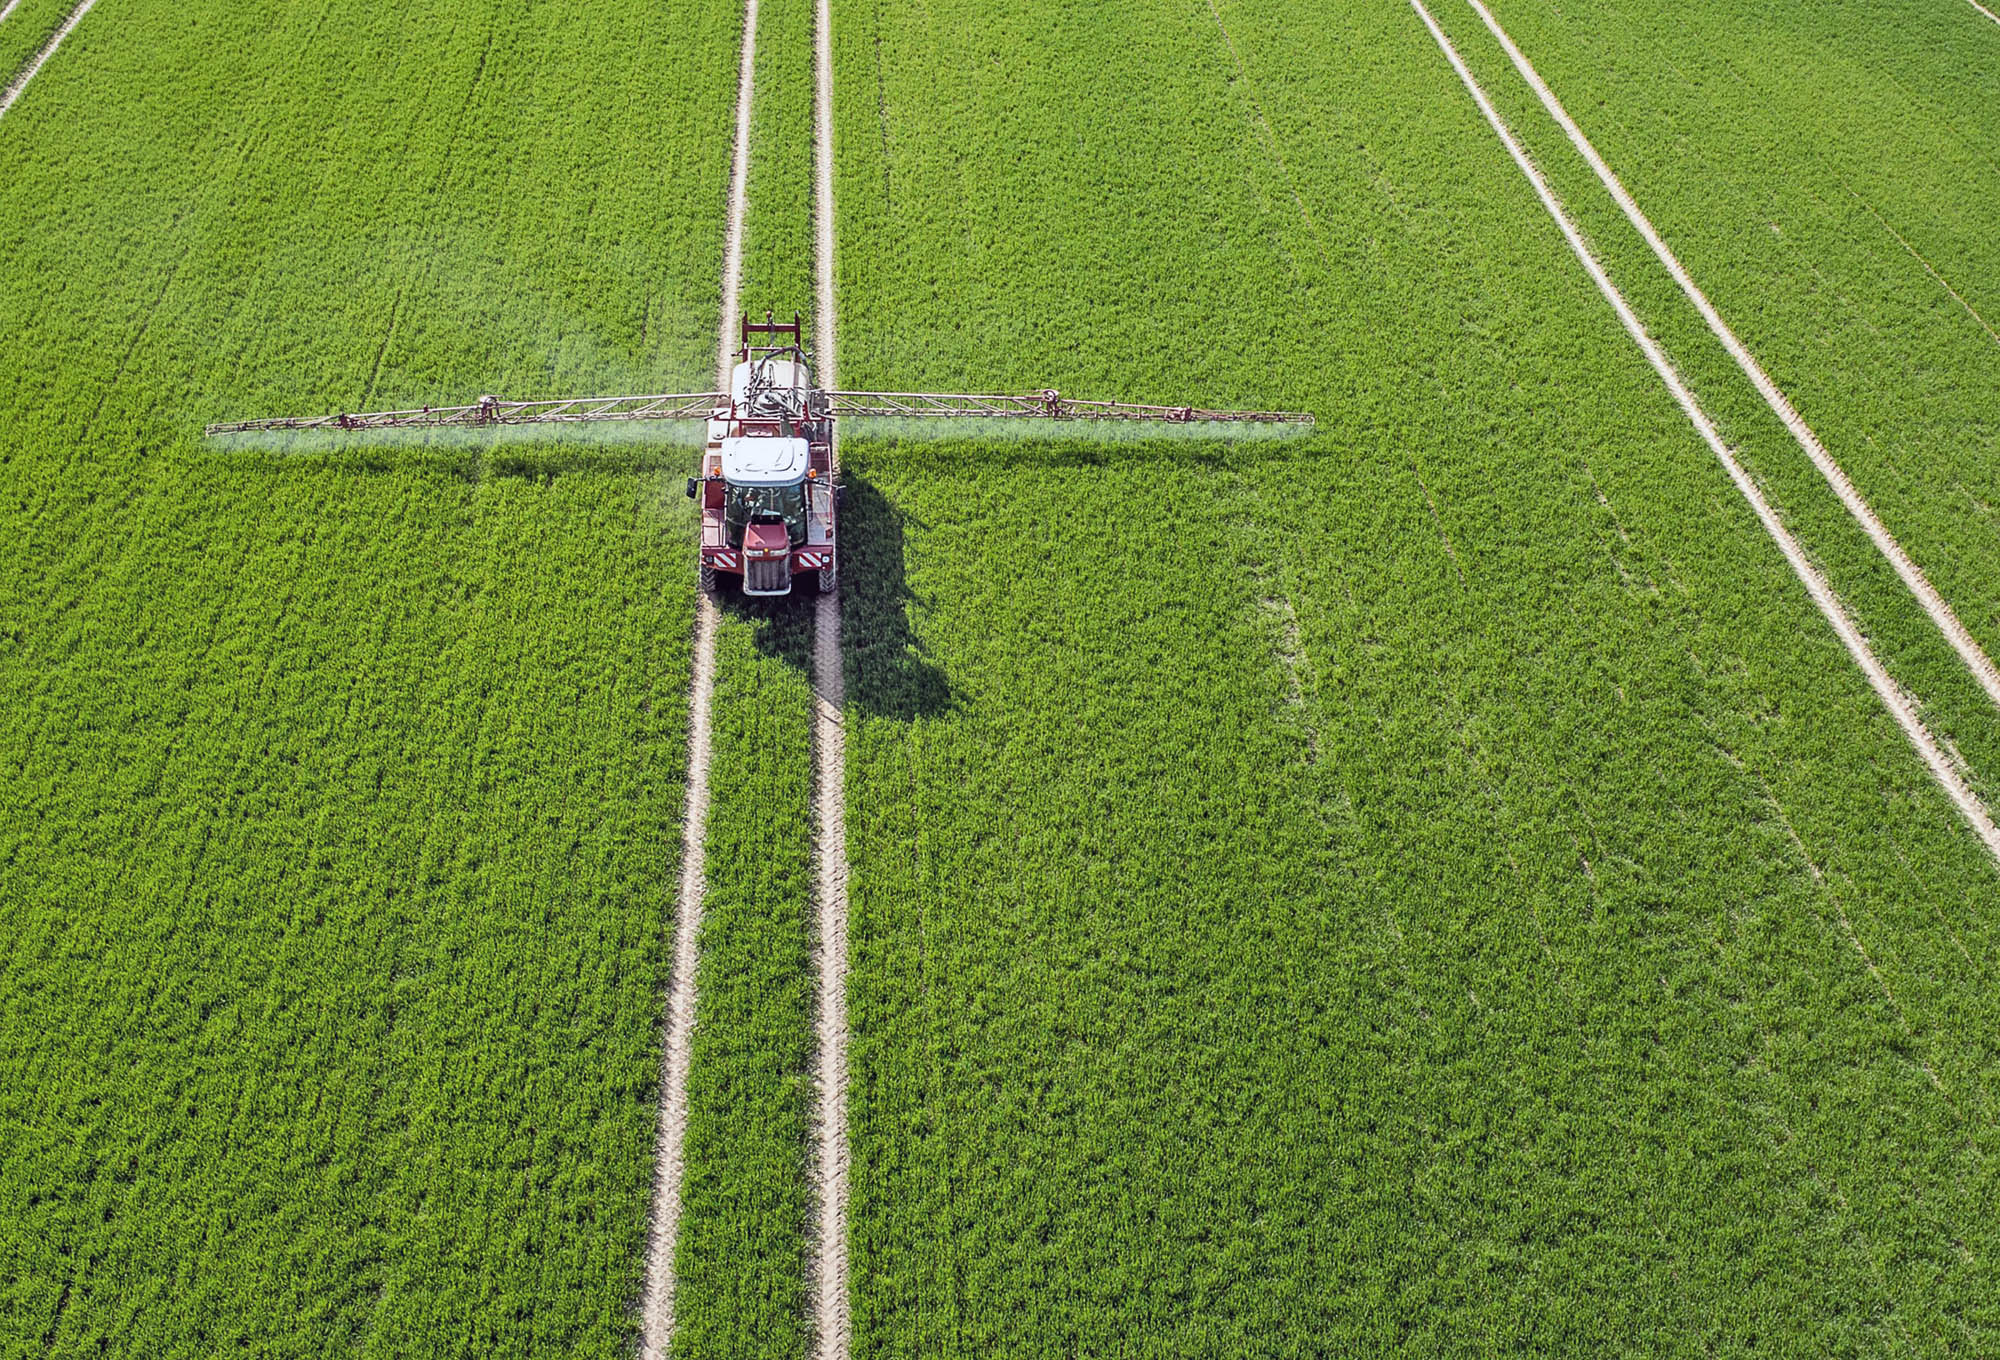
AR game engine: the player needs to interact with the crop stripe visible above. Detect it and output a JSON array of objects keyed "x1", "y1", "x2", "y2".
[
  {"x1": 639, "y1": 1, "x2": 759, "y2": 1356},
  {"x1": 1458, "y1": 0, "x2": 2000, "y2": 714},
  {"x1": 809, "y1": 0, "x2": 852, "y2": 1350},
  {"x1": 716, "y1": 0, "x2": 760, "y2": 393},
  {"x1": 1410, "y1": 0, "x2": 2000, "y2": 865},
  {"x1": 0, "y1": 0, "x2": 98, "y2": 123}
]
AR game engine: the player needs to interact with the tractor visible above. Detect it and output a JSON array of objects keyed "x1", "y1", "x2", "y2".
[{"x1": 206, "y1": 309, "x2": 1314, "y2": 599}]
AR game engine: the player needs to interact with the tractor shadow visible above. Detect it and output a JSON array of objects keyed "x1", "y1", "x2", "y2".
[
  {"x1": 797, "y1": 438, "x2": 1307, "y2": 721},
  {"x1": 715, "y1": 590, "x2": 817, "y2": 681},
  {"x1": 718, "y1": 473, "x2": 950, "y2": 722},
  {"x1": 836, "y1": 474, "x2": 952, "y2": 721}
]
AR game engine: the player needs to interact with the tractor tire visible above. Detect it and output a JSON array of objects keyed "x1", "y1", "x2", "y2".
[
  {"x1": 817, "y1": 564, "x2": 837, "y2": 597},
  {"x1": 699, "y1": 562, "x2": 719, "y2": 595}
]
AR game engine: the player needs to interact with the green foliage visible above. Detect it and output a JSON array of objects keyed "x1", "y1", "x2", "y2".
[
  {"x1": 738, "y1": 0, "x2": 818, "y2": 329},
  {"x1": 0, "y1": 460, "x2": 696, "y2": 1357},
  {"x1": 0, "y1": 0, "x2": 741, "y2": 1350},
  {"x1": 3, "y1": 0, "x2": 1999, "y2": 1354},
  {"x1": 832, "y1": 0, "x2": 2000, "y2": 1352},
  {"x1": 1418, "y1": 0, "x2": 2000, "y2": 795},
  {"x1": 675, "y1": 601, "x2": 816, "y2": 1360},
  {"x1": 0, "y1": 0, "x2": 77, "y2": 93}
]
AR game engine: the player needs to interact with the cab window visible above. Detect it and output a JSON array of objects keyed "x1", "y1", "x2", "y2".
[{"x1": 725, "y1": 481, "x2": 808, "y2": 545}]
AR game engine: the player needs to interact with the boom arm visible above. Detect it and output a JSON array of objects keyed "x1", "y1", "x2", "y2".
[
  {"x1": 204, "y1": 390, "x2": 727, "y2": 437},
  {"x1": 204, "y1": 386, "x2": 1312, "y2": 438},
  {"x1": 826, "y1": 390, "x2": 1313, "y2": 424}
]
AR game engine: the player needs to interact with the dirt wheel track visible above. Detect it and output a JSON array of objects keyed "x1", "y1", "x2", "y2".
[
  {"x1": 809, "y1": 0, "x2": 851, "y2": 1349},
  {"x1": 0, "y1": 0, "x2": 99, "y2": 122},
  {"x1": 639, "y1": 591, "x2": 718, "y2": 1360},
  {"x1": 1412, "y1": 0, "x2": 2000, "y2": 867}
]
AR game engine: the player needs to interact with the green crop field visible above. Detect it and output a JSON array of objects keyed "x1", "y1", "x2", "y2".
[
  {"x1": 0, "y1": 0, "x2": 735, "y2": 1349},
  {"x1": 3, "y1": 0, "x2": 1998, "y2": 1354},
  {"x1": 831, "y1": 1, "x2": 2000, "y2": 1352}
]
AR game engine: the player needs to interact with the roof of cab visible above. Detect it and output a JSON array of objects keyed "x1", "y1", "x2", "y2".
[{"x1": 720, "y1": 435, "x2": 809, "y2": 486}]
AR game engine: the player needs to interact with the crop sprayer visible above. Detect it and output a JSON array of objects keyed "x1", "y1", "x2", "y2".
[{"x1": 206, "y1": 313, "x2": 1315, "y2": 598}]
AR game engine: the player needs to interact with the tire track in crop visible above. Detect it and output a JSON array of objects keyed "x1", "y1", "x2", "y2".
[
  {"x1": 1848, "y1": 189, "x2": 2000, "y2": 353},
  {"x1": 1411, "y1": 0, "x2": 2000, "y2": 866},
  {"x1": 0, "y1": 0, "x2": 95, "y2": 123},
  {"x1": 1457, "y1": 0, "x2": 2000, "y2": 715},
  {"x1": 81, "y1": 245, "x2": 188, "y2": 439},
  {"x1": 640, "y1": 0, "x2": 757, "y2": 1355},
  {"x1": 1201, "y1": 0, "x2": 1334, "y2": 274},
  {"x1": 809, "y1": 0, "x2": 850, "y2": 1349},
  {"x1": 1961, "y1": 0, "x2": 2000, "y2": 29},
  {"x1": 0, "y1": 1, "x2": 25, "y2": 27},
  {"x1": 717, "y1": 0, "x2": 760, "y2": 387}
]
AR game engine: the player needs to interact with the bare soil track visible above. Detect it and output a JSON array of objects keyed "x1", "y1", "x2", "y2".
[
  {"x1": 1411, "y1": 0, "x2": 2000, "y2": 866},
  {"x1": 0, "y1": 0, "x2": 96, "y2": 121},
  {"x1": 640, "y1": 0, "x2": 759, "y2": 1355},
  {"x1": 1459, "y1": 0, "x2": 2000, "y2": 715},
  {"x1": 641, "y1": 597, "x2": 717, "y2": 1360},
  {"x1": 808, "y1": 0, "x2": 852, "y2": 1350}
]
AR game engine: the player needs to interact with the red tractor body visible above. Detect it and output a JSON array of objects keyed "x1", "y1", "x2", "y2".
[{"x1": 693, "y1": 314, "x2": 838, "y2": 597}]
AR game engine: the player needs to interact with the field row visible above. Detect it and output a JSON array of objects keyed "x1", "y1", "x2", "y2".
[{"x1": 669, "y1": 0, "x2": 822, "y2": 1354}]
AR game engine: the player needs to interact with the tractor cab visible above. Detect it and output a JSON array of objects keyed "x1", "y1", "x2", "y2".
[
  {"x1": 720, "y1": 436, "x2": 810, "y2": 547},
  {"x1": 720, "y1": 435, "x2": 810, "y2": 596}
]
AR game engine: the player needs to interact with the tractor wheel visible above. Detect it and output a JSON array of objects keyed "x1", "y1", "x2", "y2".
[
  {"x1": 699, "y1": 562, "x2": 718, "y2": 595},
  {"x1": 818, "y1": 564, "x2": 837, "y2": 596}
]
